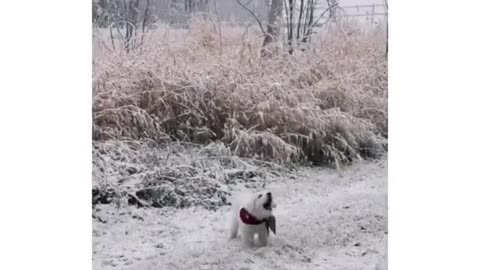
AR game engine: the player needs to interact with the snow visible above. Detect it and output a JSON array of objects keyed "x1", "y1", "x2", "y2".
[{"x1": 93, "y1": 158, "x2": 387, "y2": 270}]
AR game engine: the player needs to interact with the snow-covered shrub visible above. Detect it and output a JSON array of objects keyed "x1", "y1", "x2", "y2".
[{"x1": 93, "y1": 19, "x2": 387, "y2": 165}]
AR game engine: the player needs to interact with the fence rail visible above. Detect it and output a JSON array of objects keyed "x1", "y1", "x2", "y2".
[{"x1": 337, "y1": 4, "x2": 387, "y2": 21}]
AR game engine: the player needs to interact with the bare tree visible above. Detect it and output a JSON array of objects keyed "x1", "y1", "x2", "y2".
[
  {"x1": 236, "y1": 0, "x2": 337, "y2": 55},
  {"x1": 235, "y1": 0, "x2": 268, "y2": 36},
  {"x1": 235, "y1": 0, "x2": 282, "y2": 57},
  {"x1": 96, "y1": 0, "x2": 152, "y2": 52},
  {"x1": 184, "y1": 0, "x2": 209, "y2": 15},
  {"x1": 123, "y1": 0, "x2": 139, "y2": 52},
  {"x1": 326, "y1": 0, "x2": 338, "y2": 19},
  {"x1": 262, "y1": 0, "x2": 283, "y2": 49},
  {"x1": 184, "y1": 0, "x2": 194, "y2": 14},
  {"x1": 284, "y1": 0, "x2": 338, "y2": 53},
  {"x1": 384, "y1": 0, "x2": 388, "y2": 58},
  {"x1": 140, "y1": 0, "x2": 151, "y2": 48},
  {"x1": 286, "y1": 0, "x2": 294, "y2": 54}
]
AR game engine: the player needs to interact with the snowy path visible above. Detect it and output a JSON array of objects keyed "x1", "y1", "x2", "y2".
[{"x1": 93, "y1": 159, "x2": 387, "y2": 270}]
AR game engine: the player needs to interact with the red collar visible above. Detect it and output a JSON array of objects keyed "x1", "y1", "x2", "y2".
[{"x1": 239, "y1": 208, "x2": 267, "y2": 225}]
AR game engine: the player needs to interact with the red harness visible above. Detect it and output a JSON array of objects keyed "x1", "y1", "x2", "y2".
[
  {"x1": 239, "y1": 208, "x2": 267, "y2": 225},
  {"x1": 239, "y1": 208, "x2": 274, "y2": 235}
]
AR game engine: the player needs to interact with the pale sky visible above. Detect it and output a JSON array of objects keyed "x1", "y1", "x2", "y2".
[{"x1": 341, "y1": 0, "x2": 385, "y2": 6}]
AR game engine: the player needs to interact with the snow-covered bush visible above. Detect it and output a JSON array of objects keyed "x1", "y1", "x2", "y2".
[{"x1": 93, "y1": 18, "x2": 387, "y2": 166}]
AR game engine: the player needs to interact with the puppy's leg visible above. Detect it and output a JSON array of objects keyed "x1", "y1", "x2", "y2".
[
  {"x1": 258, "y1": 229, "x2": 268, "y2": 247},
  {"x1": 229, "y1": 217, "x2": 239, "y2": 239},
  {"x1": 241, "y1": 229, "x2": 254, "y2": 247}
]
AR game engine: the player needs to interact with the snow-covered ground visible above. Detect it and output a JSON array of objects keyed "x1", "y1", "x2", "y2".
[{"x1": 93, "y1": 158, "x2": 387, "y2": 270}]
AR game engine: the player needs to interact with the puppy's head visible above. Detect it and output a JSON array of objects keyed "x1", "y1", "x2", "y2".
[{"x1": 247, "y1": 191, "x2": 276, "y2": 220}]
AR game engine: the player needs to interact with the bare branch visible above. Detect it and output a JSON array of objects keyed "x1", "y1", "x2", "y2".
[
  {"x1": 311, "y1": 3, "x2": 339, "y2": 28},
  {"x1": 108, "y1": 20, "x2": 126, "y2": 49},
  {"x1": 109, "y1": 26, "x2": 116, "y2": 51},
  {"x1": 235, "y1": 0, "x2": 267, "y2": 36}
]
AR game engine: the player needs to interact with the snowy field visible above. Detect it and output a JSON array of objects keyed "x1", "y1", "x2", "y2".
[
  {"x1": 92, "y1": 8, "x2": 388, "y2": 268},
  {"x1": 92, "y1": 142, "x2": 387, "y2": 270}
]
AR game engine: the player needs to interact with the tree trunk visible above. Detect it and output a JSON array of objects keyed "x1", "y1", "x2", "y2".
[
  {"x1": 262, "y1": 0, "x2": 283, "y2": 56},
  {"x1": 301, "y1": 0, "x2": 315, "y2": 45},
  {"x1": 384, "y1": 0, "x2": 388, "y2": 58},
  {"x1": 296, "y1": 0, "x2": 304, "y2": 43},
  {"x1": 123, "y1": 0, "x2": 131, "y2": 52},
  {"x1": 287, "y1": 0, "x2": 294, "y2": 54}
]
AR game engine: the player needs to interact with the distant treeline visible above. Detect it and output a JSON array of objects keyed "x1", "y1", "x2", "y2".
[{"x1": 92, "y1": 0, "x2": 269, "y2": 28}]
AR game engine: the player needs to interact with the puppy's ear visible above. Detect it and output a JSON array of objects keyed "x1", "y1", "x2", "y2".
[{"x1": 267, "y1": 216, "x2": 276, "y2": 235}]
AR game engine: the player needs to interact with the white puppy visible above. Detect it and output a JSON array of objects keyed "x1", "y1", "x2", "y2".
[{"x1": 229, "y1": 191, "x2": 276, "y2": 247}]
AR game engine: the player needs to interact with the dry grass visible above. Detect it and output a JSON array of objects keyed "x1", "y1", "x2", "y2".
[{"x1": 93, "y1": 18, "x2": 387, "y2": 166}]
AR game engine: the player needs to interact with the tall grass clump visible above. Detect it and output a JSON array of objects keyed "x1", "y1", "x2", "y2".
[{"x1": 93, "y1": 18, "x2": 387, "y2": 166}]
